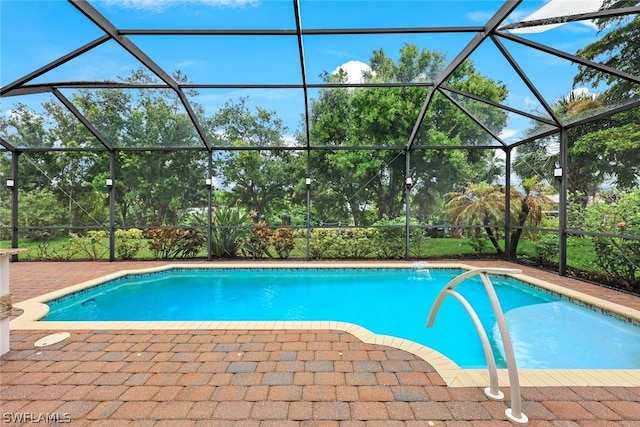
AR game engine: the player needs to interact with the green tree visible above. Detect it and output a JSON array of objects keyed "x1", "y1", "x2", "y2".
[
  {"x1": 446, "y1": 178, "x2": 552, "y2": 258},
  {"x1": 518, "y1": 0, "x2": 640, "y2": 197},
  {"x1": 0, "y1": 101, "x2": 109, "y2": 229},
  {"x1": 516, "y1": 91, "x2": 640, "y2": 208},
  {"x1": 0, "y1": 103, "x2": 58, "y2": 192},
  {"x1": 570, "y1": 109, "x2": 640, "y2": 192},
  {"x1": 210, "y1": 98, "x2": 304, "y2": 222},
  {"x1": 515, "y1": 91, "x2": 605, "y2": 204},
  {"x1": 18, "y1": 189, "x2": 68, "y2": 241},
  {"x1": 69, "y1": 70, "x2": 207, "y2": 226},
  {"x1": 308, "y1": 44, "x2": 508, "y2": 226},
  {"x1": 43, "y1": 99, "x2": 109, "y2": 227},
  {"x1": 574, "y1": 0, "x2": 640, "y2": 101},
  {"x1": 569, "y1": 189, "x2": 640, "y2": 290},
  {"x1": 445, "y1": 182, "x2": 505, "y2": 254},
  {"x1": 508, "y1": 176, "x2": 550, "y2": 257}
]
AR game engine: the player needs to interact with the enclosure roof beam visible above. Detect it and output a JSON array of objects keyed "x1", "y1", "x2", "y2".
[
  {"x1": 1, "y1": 146, "x2": 108, "y2": 153},
  {"x1": 1, "y1": 86, "x2": 56, "y2": 97},
  {"x1": 69, "y1": 0, "x2": 177, "y2": 90},
  {"x1": 0, "y1": 35, "x2": 110, "y2": 97},
  {"x1": 496, "y1": 31, "x2": 640, "y2": 85},
  {"x1": 0, "y1": 136, "x2": 16, "y2": 152},
  {"x1": 438, "y1": 89, "x2": 507, "y2": 147},
  {"x1": 509, "y1": 127, "x2": 560, "y2": 150},
  {"x1": 68, "y1": 0, "x2": 213, "y2": 151},
  {"x1": 52, "y1": 88, "x2": 114, "y2": 151},
  {"x1": 431, "y1": 0, "x2": 522, "y2": 89},
  {"x1": 441, "y1": 85, "x2": 558, "y2": 126},
  {"x1": 119, "y1": 26, "x2": 486, "y2": 36},
  {"x1": 5, "y1": 83, "x2": 171, "y2": 95},
  {"x1": 406, "y1": 0, "x2": 522, "y2": 150},
  {"x1": 293, "y1": 0, "x2": 311, "y2": 153},
  {"x1": 176, "y1": 91, "x2": 213, "y2": 151},
  {"x1": 490, "y1": 35, "x2": 562, "y2": 125},
  {"x1": 406, "y1": 87, "x2": 435, "y2": 151},
  {"x1": 563, "y1": 98, "x2": 640, "y2": 130},
  {"x1": 6, "y1": 81, "x2": 438, "y2": 94},
  {"x1": 6, "y1": 143, "x2": 505, "y2": 153},
  {"x1": 498, "y1": 6, "x2": 640, "y2": 32}
]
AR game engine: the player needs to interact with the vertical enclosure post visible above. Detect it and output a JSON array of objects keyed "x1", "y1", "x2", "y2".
[
  {"x1": 108, "y1": 151, "x2": 116, "y2": 261},
  {"x1": 10, "y1": 152, "x2": 19, "y2": 260},
  {"x1": 207, "y1": 153, "x2": 213, "y2": 261},
  {"x1": 504, "y1": 148, "x2": 512, "y2": 259},
  {"x1": 405, "y1": 150, "x2": 411, "y2": 260},
  {"x1": 306, "y1": 177, "x2": 311, "y2": 261},
  {"x1": 558, "y1": 128, "x2": 568, "y2": 276}
]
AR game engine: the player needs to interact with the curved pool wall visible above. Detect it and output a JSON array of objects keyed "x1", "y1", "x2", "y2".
[{"x1": 12, "y1": 262, "x2": 640, "y2": 389}]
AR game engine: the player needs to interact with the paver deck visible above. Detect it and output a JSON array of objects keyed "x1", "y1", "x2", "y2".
[{"x1": 2, "y1": 260, "x2": 640, "y2": 426}]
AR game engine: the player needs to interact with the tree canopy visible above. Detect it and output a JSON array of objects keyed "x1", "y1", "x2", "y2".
[
  {"x1": 308, "y1": 43, "x2": 508, "y2": 226},
  {"x1": 574, "y1": 0, "x2": 640, "y2": 101}
]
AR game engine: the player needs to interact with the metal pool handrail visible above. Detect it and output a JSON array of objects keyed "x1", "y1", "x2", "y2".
[{"x1": 426, "y1": 267, "x2": 528, "y2": 425}]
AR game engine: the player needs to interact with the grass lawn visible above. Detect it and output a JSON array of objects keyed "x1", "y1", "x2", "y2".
[{"x1": 0, "y1": 234, "x2": 602, "y2": 273}]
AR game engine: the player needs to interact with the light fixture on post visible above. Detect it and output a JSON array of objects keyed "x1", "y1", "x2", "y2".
[{"x1": 553, "y1": 167, "x2": 563, "y2": 181}]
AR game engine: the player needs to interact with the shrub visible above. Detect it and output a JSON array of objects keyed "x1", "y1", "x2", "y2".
[
  {"x1": 69, "y1": 230, "x2": 108, "y2": 260},
  {"x1": 210, "y1": 204, "x2": 253, "y2": 257},
  {"x1": 468, "y1": 234, "x2": 490, "y2": 255},
  {"x1": 42, "y1": 237, "x2": 79, "y2": 261},
  {"x1": 177, "y1": 229, "x2": 207, "y2": 258},
  {"x1": 372, "y1": 217, "x2": 405, "y2": 259},
  {"x1": 115, "y1": 228, "x2": 144, "y2": 260},
  {"x1": 334, "y1": 228, "x2": 377, "y2": 258},
  {"x1": 145, "y1": 228, "x2": 206, "y2": 259},
  {"x1": 307, "y1": 228, "x2": 376, "y2": 259},
  {"x1": 309, "y1": 228, "x2": 335, "y2": 259},
  {"x1": 272, "y1": 227, "x2": 295, "y2": 259},
  {"x1": 593, "y1": 235, "x2": 639, "y2": 291},
  {"x1": 570, "y1": 189, "x2": 640, "y2": 291},
  {"x1": 245, "y1": 221, "x2": 272, "y2": 259},
  {"x1": 533, "y1": 234, "x2": 558, "y2": 266}
]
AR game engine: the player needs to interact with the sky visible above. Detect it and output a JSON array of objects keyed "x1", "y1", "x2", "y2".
[{"x1": 0, "y1": 0, "x2": 614, "y2": 146}]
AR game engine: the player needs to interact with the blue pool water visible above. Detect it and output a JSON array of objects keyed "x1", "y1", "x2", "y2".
[{"x1": 44, "y1": 268, "x2": 640, "y2": 369}]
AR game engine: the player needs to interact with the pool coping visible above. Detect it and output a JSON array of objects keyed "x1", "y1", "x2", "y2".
[{"x1": 11, "y1": 261, "x2": 640, "y2": 389}]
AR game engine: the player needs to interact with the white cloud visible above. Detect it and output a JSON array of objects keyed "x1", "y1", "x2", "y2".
[
  {"x1": 570, "y1": 87, "x2": 599, "y2": 99},
  {"x1": 332, "y1": 60, "x2": 372, "y2": 84},
  {"x1": 499, "y1": 128, "x2": 519, "y2": 141},
  {"x1": 524, "y1": 96, "x2": 539, "y2": 108},
  {"x1": 174, "y1": 60, "x2": 205, "y2": 69},
  {"x1": 467, "y1": 11, "x2": 493, "y2": 23},
  {"x1": 282, "y1": 134, "x2": 298, "y2": 147},
  {"x1": 100, "y1": 0, "x2": 257, "y2": 12},
  {"x1": 574, "y1": 20, "x2": 599, "y2": 32}
]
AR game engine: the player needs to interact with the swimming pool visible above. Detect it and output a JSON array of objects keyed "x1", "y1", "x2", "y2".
[{"x1": 40, "y1": 267, "x2": 640, "y2": 370}]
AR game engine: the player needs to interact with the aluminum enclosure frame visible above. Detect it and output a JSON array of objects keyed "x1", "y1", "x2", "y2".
[{"x1": 1, "y1": 0, "x2": 639, "y2": 271}]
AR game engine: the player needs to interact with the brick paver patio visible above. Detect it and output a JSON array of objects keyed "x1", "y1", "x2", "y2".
[{"x1": 2, "y1": 260, "x2": 640, "y2": 425}]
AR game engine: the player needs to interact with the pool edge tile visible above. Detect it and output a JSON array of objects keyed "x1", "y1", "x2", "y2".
[{"x1": 10, "y1": 261, "x2": 640, "y2": 388}]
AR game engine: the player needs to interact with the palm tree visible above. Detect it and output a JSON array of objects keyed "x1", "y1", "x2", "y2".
[
  {"x1": 445, "y1": 182, "x2": 505, "y2": 254},
  {"x1": 509, "y1": 176, "x2": 550, "y2": 258}
]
